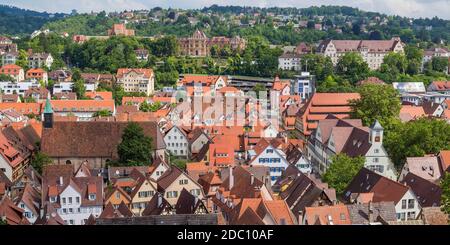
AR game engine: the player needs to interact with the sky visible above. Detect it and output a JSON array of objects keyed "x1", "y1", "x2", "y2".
[{"x1": 1, "y1": 0, "x2": 449, "y2": 19}]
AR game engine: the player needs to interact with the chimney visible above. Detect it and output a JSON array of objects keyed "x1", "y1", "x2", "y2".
[
  {"x1": 229, "y1": 166, "x2": 234, "y2": 190},
  {"x1": 31, "y1": 170, "x2": 35, "y2": 181},
  {"x1": 250, "y1": 174, "x2": 254, "y2": 185},
  {"x1": 368, "y1": 201, "x2": 374, "y2": 223},
  {"x1": 59, "y1": 176, "x2": 63, "y2": 186},
  {"x1": 158, "y1": 194, "x2": 162, "y2": 207},
  {"x1": 298, "y1": 211, "x2": 303, "y2": 225}
]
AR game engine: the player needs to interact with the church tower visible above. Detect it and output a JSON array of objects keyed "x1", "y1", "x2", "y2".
[{"x1": 43, "y1": 97, "x2": 53, "y2": 128}]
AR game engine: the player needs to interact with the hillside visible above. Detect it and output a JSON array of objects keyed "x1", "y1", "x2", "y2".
[
  {"x1": 39, "y1": 5, "x2": 449, "y2": 46},
  {"x1": 0, "y1": 5, "x2": 65, "y2": 36}
]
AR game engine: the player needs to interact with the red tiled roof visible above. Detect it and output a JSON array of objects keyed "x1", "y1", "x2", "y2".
[
  {"x1": 297, "y1": 93, "x2": 359, "y2": 136},
  {"x1": 439, "y1": 150, "x2": 450, "y2": 172},
  {"x1": 0, "y1": 103, "x2": 41, "y2": 115},
  {"x1": 49, "y1": 100, "x2": 115, "y2": 112},
  {"x1": 85, "y1": 91, "x2": 113, "y2": 100},
  {"x1": 116, "y1": 68, "x2": 153, "y2": 78},
  {"x1": 0, "y1": 64, "x2": 23, "y2": 75},
  {"x1": 304, "y1": 204, "x2": 351, "y2": 225}
]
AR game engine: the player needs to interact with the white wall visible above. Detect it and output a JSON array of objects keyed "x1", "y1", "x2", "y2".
[
  {"x1": 394, "y1": 190, "x2": 421, "y2": 221},
  {"x1": 250, "y1": 145, "x2": 289, "y2": 184},
  {"x1": 164, "y1": 127, "x2": 189, "y2": 157}
]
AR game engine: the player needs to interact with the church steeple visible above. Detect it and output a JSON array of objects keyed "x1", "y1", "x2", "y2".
[
  {"x1": 369, "y1": 120, "x2": 383, "y2": 144},
  {"x1": 43, "y1": 97, "x2": 53, "y2": 128}
]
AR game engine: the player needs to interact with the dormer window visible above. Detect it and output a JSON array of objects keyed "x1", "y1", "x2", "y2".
[
  {"x1": 50, "y1": 196, "x2": 57, "y2": 203},
  {"x1": 89, "y1": 194, "x2": 96, "y2": 200}
]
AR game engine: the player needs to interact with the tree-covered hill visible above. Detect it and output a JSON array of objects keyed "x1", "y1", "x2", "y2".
[{"x1": 0, "y1": 5, "x2": 65, "y2": 36}]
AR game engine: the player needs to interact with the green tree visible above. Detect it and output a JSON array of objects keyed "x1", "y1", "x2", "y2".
[
  {"x1": 0, "y1": 74, "x2": 14, "y2": 82},
  {"x1": 384, "y1": 118, "x2": 450, "y2": 169},
  {"x1": 441, "y1": 172, "x2": 450, "y2": 217},
  {"x1": 117, "y1": 122, "x2": 153, "y2": 166},
  {"x1": 301, "y1": 54, "x2": 334, "y2": 81},
  {"x1": 31, "y1": 152, "x2": 53, "y2": 174},
  {"x1": 15, "y1": 49, "x2": 29, "y2": 70},
  {"x1": 322, "y1": 154, "x2": 365, "y2": 196},
  {"x1": 431, "y1": 57, "x2": 449, "y2": 72},
  {"x1": 73, "y1": 79, "x2": 86, "y2": 99},
  {"x1": 350, "y1": 84, "x2": 401, "y2": 129},
  {"x1": 380, "y1": 52, "x2": 408, "y2": 77},
  {"x1": 92, "y1": 109, "x2": 112, "y2": 117},
  {"x1": 336, "y1": 52, "x2": 370, "y2": 84}
]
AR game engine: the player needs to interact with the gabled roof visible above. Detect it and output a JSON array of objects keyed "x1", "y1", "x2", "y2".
[
  {"x1": 99, "y1": 201, "x2": 133, "y2": 219},
  {"x1": 141, "y1": 192, "x2": 172, "y2": 216},
  {"x1": 14, "y1": 183, "x2": 41, "y2": 216},
  {"x1": 421, "y1": 207, "x2": 449, "y2": 225},
  {"x1": 280, "y1": 171, "x2": 336, "y2": 214},
  {"x1": 296, "y1": 93, "x2": 360, "y2": 136},
  {"x1": 157, "y1": 166, "x2": 184, "y2": 191},
  {"x1": 116, "y1": 68, "x2": 153, "y2": 78},
  {"x1": 347, "y1": 201, "x2": 397, "y2": 224},
  {"x1": 220, "y1": 166, "x2": 266, "y2": 199},
  {"x1": 400, "y1": 173, "x2": 442, "y2": 208},
  {"x1": 41, "y1": 121, "x2": 165, "y2": 158},
  {"x1": 404, "y1": 156, "x2": 442, "y2": 182},
  {"x1": 105, "y1": 186, "x2": 131, "y2": 203},
  {"x1": 34, "y1": 202, "x2": 65, "y2": 225},
  {"x1": 175, "y1": 188, "x2": 207, "y2": 214},
  {"x1": 304, "y1": 204, "x2": 351, "y2": 225},
  {"x1": 0, "y1": 196, "x2": 29, "y2": 225},
  {"x1": 439, "y1": 150, "x2": 450, "y2": 172},
  {"x1": 344, "y1": 168, "x2": 409, "y2": 205}
]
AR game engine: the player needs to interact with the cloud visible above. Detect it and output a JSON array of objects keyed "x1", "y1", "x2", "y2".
[{"x1": 1, "y1": 0, "x2": 449, "y2": 19}]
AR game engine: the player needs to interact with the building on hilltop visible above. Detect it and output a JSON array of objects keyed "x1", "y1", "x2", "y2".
[{"x1": 178, "y1": 29, "x2": 246, "y2": 57}]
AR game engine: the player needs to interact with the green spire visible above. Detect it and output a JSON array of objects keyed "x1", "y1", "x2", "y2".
[{"x1": 44, "y1": 97, "x2": 53, "y2": 114}]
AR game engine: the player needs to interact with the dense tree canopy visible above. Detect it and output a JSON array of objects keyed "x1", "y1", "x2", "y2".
[
  {"x1": 336, "y1": 52, "x2": 370, "y2": 84},
  {"x1": 322, "y1": 154, "x2": 365, "y2": 196},
  {"x1": 117, "y1": 122, "x2": 153, "y2": 166},
  {"x1": 350, "y1": 84, "x2": 401, "y2": 129},
  {"x1": 384, "y1": 118, "x2": 450, "y2": 168}
]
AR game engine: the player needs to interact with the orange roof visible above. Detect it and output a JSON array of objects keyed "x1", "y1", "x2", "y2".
[
  {"x1": 209, "y1": 140, "x2": 235, "y2": 166},
  {"x1": 263, "y1": 200, "x2": 296, "y2": 225},
  {"x1": 357, "y1": 193, "x2": 374, "y2": 204},
  {"x1": 272, "y1": 80, "x2": 290, "y2": 91},
  {"x1": 87, "y1": 183, "x2": 96, "y2": 194},
  {"x1": 180, "y1": 75, "x2": 225, "y2": 87},
  {"x1": 49, "y1": 100, "x2": 115, "y2": 112},
  {"x1": 26, "y1": 68, "x2": 46, "y2": 75},
  {"x1": 0, "y1": 103, "x2": 41, "y2": 115},
  {"x1": 309, "y1": 106, "x2": 352, "y2": 113},
  {"x1": 116, "y1": 68, "x2": 153, "y2": 78},
  {"x1": 85, "y1": 91, "x2": 113, "y2": 100},
  {"x1": 0, "y1": 64, "x2": 23, "y2": 75},
  {"x1": 444, "y1": 100, "x2": 450, "y2": 108},
  {"x1": 304, "y1": 205, "x2": 351, "y2": 225},
  {"x1": 298, "y1": 93, "x2": 360, "y2": 136},
  {"x1": 48, "y1": 185, "x2": 58, "y2": 197},
  {"x1": 400, "y1": 105, "x2": 426, "y2": 120},
  {"x1": 443, "y1": 109, "x2": 450, "y2": 119},
  {"x1": 439, "y1": 150, "x2": 450, "y2": 172},
  {"x1": 218, "y1": 86, "x2": 241, "y2": 93},
  {"x1": 310, "y1": 93, "x2": 360, "y2": 106},
  {"x1": 128, "y1": 112, "x2": 158, "y2": 121},
  {"x1": 285, "y1": 117, "x2": 296, "y2": 127}
]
